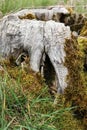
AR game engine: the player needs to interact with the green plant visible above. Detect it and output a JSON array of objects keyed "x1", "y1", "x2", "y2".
[
  {"x1": 0, "y1": 0, "x2": 58, "y2": 14},
  {"x1": 0, "y1": 59, "x2": 81, "y2": 130},
  {"x1": 64, "y1": 31, "x2": 87, "y2": 129},
  {"x1": 0, "y1": 0, "x2": 86, "y2": 15}
]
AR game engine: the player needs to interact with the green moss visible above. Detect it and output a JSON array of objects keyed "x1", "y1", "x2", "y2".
[
  {"x1": 0, "y1": 56, "x2": 84, "y2": 130},
  {"x1": 64, "y1": 23, "x2": 87, "y2": 129}
]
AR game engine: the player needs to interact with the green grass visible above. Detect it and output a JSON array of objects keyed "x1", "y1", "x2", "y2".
[
  {"x1": 0, "y1": 0, "x2": 87, "y2": 15},
  {"x1": 0, "y1": 0, "x2": 58, "y2": 14},
  {"x1": 0, "y1": 74, "x2": 70, "y2": 130},
  {"x1": 0, "y1": 60, "x2": 81, "y2": 130}
]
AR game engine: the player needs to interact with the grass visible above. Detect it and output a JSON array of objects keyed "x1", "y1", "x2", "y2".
[
  {"x1": 0, "y1": 0, "x2": 58, "y2": 14},
  {"x1": 0, "y1": 0, "x2": 87, "y2": 129},
  {"x1": 0, "y1": 74, "x2": 68, "y2": 130},
  {"x1": 0, "y1": 0, "x2": 87, "y2": 15},
  {"x1": 0, "y1": 59, "x2": 82, "y2": 130}
]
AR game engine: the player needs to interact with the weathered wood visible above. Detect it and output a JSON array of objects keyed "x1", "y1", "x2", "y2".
[
  {"x1": 0, "y1": 7, "x2": 71, "y2": 93},
  {"x1": 13, "y1": 6, "x2": 69, "y2": 21}
]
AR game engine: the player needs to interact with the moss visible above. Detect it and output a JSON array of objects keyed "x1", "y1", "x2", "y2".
[
  {"x1": 64, "y1": 12, "x2": 87, "y2": 33},
  {"x1": 0, "y1": 55, "x2": 85, "y2": 129},
  {"x1": 19, "y1": 13, "x2": 36, "y2": 20},
  {"x1": 51, "y1": 93, "x2": 83, "y2": 130},
  {"x1": 64, "y1": 23, "x2": 87, "y2": 129},
  {"x1": 80, "y1": 21, "x2": 87, "y2": 36},
  {"x1": 66, "y1": 7, "x2": 74, "y2": 14}
]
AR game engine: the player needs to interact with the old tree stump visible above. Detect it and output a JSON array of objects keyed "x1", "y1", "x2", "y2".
[
  {"x1": 0, "y1": 6, "x2": 87, "y2": 128},
  {"x1": 0, "y1": 6, "x2": 87, "y2": 94}
]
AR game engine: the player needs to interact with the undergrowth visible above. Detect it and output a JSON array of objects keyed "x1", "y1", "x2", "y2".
[
  {"x1": 0, "y1": 58, "x2": 82, "y2": 130},
  {"x1": 0, "y1": 1, "x2": 87, "y2": 129},
  {"x1": 64, "y1": 28, "x2": 87, "y2": 129}
]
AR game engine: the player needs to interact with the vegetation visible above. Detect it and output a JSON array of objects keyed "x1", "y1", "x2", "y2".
[
  {"x1": 64, "y1": 34, "x2": 87, "y2": 129},
  {"x1": 0, "y1": 59, "x2": 82, "y2": 130},
  {"x1": 0, "y1": 0, "x2": 87, "y2": 15},
  {"x1": 0, "y1": 0, "x2": 58, "y2": 14},
  {"x1": 0, "y1": 0, "x2": 87, "y2": 130}
]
